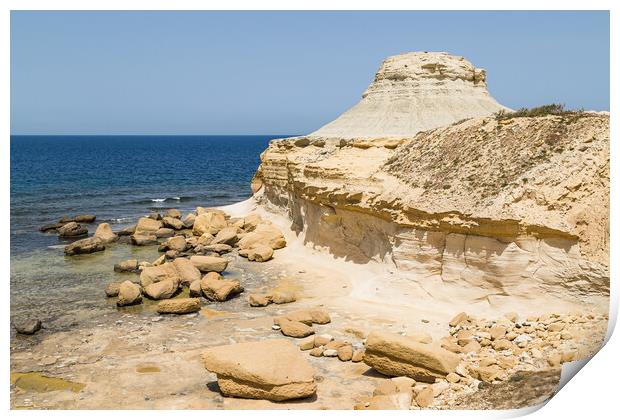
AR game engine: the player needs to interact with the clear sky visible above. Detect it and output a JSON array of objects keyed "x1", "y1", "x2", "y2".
[{"x1": 11, "y1": 11, "x2": 609, "y2": 135}]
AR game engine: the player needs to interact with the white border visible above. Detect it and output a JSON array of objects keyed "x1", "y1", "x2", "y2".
[{"x1": 2, "y1": 2, "x2": 616, "y2": 420}]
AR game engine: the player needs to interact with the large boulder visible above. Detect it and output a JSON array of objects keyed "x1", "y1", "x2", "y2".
[
  {"x1": 192, "y1": 211, "x2": 227, "y2": 236},
  {"x1": 237, "y1": 224, "x2": 286, "y2": 250},
  {"x1": 363, "y1": 331, "x2": 461, "y2": 382},
  {"x1": 162, "y1": 216, "x2": 184, "y2": 230},
  {"x1": 64, "y1": 237, "x2": 105, "y2": 255},
  {"x1": 58, "y1": 222, "x2": 88, "y2": 238},
  {"x1": 94, "y1": 223, "x2": 118, "y2": 243},
  {"x1": 202, "y1": 339, "x2": 316, "y2": 401},
  {"x1": 190, "y1": 255, "x2": 229, "y2": 273},
  {"x1": 140, "y1": 262, "x2": 180, "y2": 288},
  {"x1": 211, "y1": 227, "x2": 239, "y2": 246},
  {"x1": 157, "y1": 298, "x2": 201, "y2": 314},
  {"x1": 182, "y1": 213, "x2": 196, "y2": 228},
  {"x1": 116, "y1": 280, "x2": 142, "y2": 306},
  {"x1": 172, "y1": 257, "x2": 202, "y2": 286},
  {"x1": 144, "y1": 279, "x2": 178, "y2": 300},
  {"x1": 134, "y1": 217, "x2": 162, "y2": 234},
  {"x1": 200, "y1": 272, "x2": 243, "y2": 301}
]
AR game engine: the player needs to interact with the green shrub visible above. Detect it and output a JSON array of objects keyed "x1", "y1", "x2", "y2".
[{"x1": 494, "y1": 104, "x2": 584, "y2": 120}]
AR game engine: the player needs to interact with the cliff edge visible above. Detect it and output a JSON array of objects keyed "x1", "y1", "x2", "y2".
[{"x1": 252, "y1": 52, "x2": 609, "y2": 309}]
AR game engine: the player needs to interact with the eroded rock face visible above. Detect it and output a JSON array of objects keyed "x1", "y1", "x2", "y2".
[
  {"x1": 363, "y1": 331, "x2": 460, "y2": 382},
  {"x1": 310, "y1": 52, "x2": 508, "y2": 139},
  {"x1": 253, "y1": 109, "x2": 609, "y2": 307},
  {"x1": 202, "y1": 339, "x2": 317, "y2": 401}
]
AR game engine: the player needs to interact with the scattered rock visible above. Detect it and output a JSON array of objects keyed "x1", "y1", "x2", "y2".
[
  {"x1": 135, "y1": 217, "x2": 163, "y2": 234},
  {"x1": 352, "y1": 349, "x2": 365, "y2": 362},
  {"x1": 114, "y1": 259, "x2": 138, "y2": 273},
  {"x1": 237, "y1": 223, "x2": 286, "y2": 250},
  {"x1": 246, "y1": 245, "x2": 274, "y2": 262},
  {"x1": 249, "y1": 293, "x2": 272, "y2": 307},
  {"x1": 162, "y1": 217, "x2": 184, "y2": 230},
  {"x1": 278, "y1": 318, "x2": 315, "y2": 338},
  {"x1": 310, "y1": 347, "x2": 324, "y2": 357},
  {"x1": 94, "y1": 223, "x2": 118, "y2": 243},
  {"x1": 157, "y1": 298, "x2": 200, "y2": 314},
  {"x1": 58, "y1": 222, "x2": 88, "y2": 238},
  {"x1": 449, "y1": 312, "x2": 469, "y2": 327},
  {"x1": 190, "y1": 255, "x2": 229, "y2": 273},
  {"x1": 116, "y1": 280, "x2": 142, "y2": 306},
  {"x1": 130, "y1": 233, "x2": 158, "y2": 246},
  {"x1": 364, "y1": 331, "x2": 461, "y2": 382},
  {"x1": 189, "y1": 279, "x2": 202, "y2": 297},
  {"x1": 144, "y1": 279, "x2": 178, "y2": 300},
  {"x1": 299, "y1": 336, "x2": 315, "y2": 351},
  {"x1": 323, "y1": 349, "x2": 338, "y2": 357},
  {"x1": 271, "y1": 290, "x2": 296, "y2": 304},
  {"x1": 64, "y1": 237, "x2": 105, "y2": 255},
  {"x1": 164, "y1": 209, "x2": 182, "y2": 219},
  {"x1": 415, "y1": 386, "x2": 434, "y2": 407},
  {"x1": 167, "y1": 236, "x2": 187, "y2": 252},
  {"x1": 172, "y1": 257, "x2": 202, "y2": 286},
  {"x1": 193, "y1": 211, "x2": 227, "y2": 236},
  {"x1": 212, "y1": 227, "x2": 239, "y2": 246},
  {"x1": 200, "y1": 272, "x2": 243, "y2": 301},
  {"x1": 337, "y1": 345, "x2": 353, "y2": 361},
  {"x1": 118, "y1": 225, "x2": 136, "y2": 236},
  {"x1": 154, "y1": 227, "x2": 175, "y2": 238},
  {"x1": 202, "y1": 339, "x2": 316, "y2": 401},
  {"x1": 105, "y1": 282, "x2": 121, "y2": 297},
  {"x1": 74, "y1": 214, "x2": 96, "y2": 223},
  {"x1": 14, "y1": 319, "x2": 42, "y2": 335},
  {"x1": 140, "y1": 263, "x2": 180, "y2": 288}
]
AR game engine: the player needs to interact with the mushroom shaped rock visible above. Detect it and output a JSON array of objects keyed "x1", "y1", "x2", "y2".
[{"x1": 202, "y1": 339, "x2": 317, "y2": 401}]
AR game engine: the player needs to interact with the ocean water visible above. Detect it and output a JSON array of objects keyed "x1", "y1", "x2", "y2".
[{"x1": 9, "y1": 135, "x2": 280, "y2": 332}]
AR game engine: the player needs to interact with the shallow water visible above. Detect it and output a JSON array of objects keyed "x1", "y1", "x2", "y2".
[{"x1": 9, "y1": 135, "x2": 286, "y2": 336}]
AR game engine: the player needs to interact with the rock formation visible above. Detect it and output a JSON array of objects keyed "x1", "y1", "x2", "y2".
[
  {"x1": 310, "y1": 52, "x2": 508, "y2": 139},
  {"x1": 251, "y1": 51, "x2": 609, "y2": 311}
]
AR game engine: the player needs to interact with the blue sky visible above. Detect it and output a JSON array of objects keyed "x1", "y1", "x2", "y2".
[{"x1": 11, "y1": 11, "x2": 609, "y2": 135}]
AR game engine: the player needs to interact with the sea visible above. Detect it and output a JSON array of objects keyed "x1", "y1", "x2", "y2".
[{"x1": 9, "y1": 135, "x2": 282, "y2": 335}]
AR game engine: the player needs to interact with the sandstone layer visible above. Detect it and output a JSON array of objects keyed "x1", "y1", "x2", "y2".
[
  {"x1": 252, "y1": 52, "x2": 609, "y2": 311},
  {"x1": 310, "y1": 52, "x2": 508, "y2": 139}
]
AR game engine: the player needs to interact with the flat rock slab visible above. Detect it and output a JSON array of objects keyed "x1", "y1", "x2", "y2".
[
  {"x1": 202, "y1": 339, "x2": 316, "y2": 401},
  {"x1": 363, "y1": 331, "x2": 460, "y2": 382}
]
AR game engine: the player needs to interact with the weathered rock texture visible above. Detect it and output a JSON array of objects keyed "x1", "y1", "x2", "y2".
[
  {"x1": 310, "y1": 52, "x2": 508, "y2": 139},
  {"x1": 202, "y1": 339, "x2": 317, "y2": 401},
  {"x1": 252, "y1": 52, "x2": 609, "y2": 309}
]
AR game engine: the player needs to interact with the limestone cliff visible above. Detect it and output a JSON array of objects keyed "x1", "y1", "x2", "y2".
[{"x1": 251, "y1": 52, "x2": 609, "y2": 308}]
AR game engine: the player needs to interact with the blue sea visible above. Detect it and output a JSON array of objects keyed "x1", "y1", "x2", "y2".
[{"x1": 9, "y1": 135, "x2": 280, "y2": 333}]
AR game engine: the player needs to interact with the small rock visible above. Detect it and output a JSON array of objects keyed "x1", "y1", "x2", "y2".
[
  {"x1": 14, "y1": 319, "x2": 42, "y2": 335},
  {"x1": 323, "y1": 349, "x2": 338, "y2": 357}
]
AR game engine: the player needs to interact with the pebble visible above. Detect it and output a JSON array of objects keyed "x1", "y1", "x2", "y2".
[{"x1": 271, "y1": 325, "x2": 281, "y2": 331}]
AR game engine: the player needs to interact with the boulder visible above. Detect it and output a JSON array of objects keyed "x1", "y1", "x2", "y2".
[
  {"x1": 130, "y1": 233, "x2": 158, "y2": 246},
  {"x1": 114, "y1": 259, "x2": 138, "y2": 273},
  {"x1": 449, "y1": 312, "x2": 469, "y2": 327},
  {"x1": 157, "y1": 298, "x2": 201, "y2": 314},
  {"x1": 352, "y1": 349, "x2": 365, "y2": 362},
  {"x1": 363, "y1": 331, "x2": 461, "y2": 382},
  {"x1": 246, "y1": 245, "x2": 274, "y2": 262},
  {"x1": 192, "y1": 211, "x2": 228, "y2": 236},
  {"x1": 140, "y1": 262, "x2": 180, "y2": 288},
  {"x1": 299, "y1": 336, "x2": 315, "y2": 351},
  {"x1": 242, "y1": 213, "x2": 262, "y2": 232},
  {"x1": 148, "y1": 211, "x2": 162, "y2": 220},
  {"x1": 164, "y1": 208, "x2": 182, "y2": 219},
  {"x1": 190, "y1": 255, "x2": 229, "y2": 273},
  {"x1": 237, "y1": 224, "x2": 286, "y2": 250},
  {"x1": 189, "y1": 279, "x2": 202, "y2": 297},
  {"x1": 118, "y1": 225, "x2": 136, "y2": 236},
  {"x1": 155, "y1": 227, "x2": 175, "y2": 238},
  {"x1": 74, "y1": 214, "x2": 97, "y2": 223},
  {"x1": 202, "y1": 244, "x2": 233, "y2": 254},
  {"x1": 249, "y1": 293, "x2": 272, "y2": 307},
  {"x1": 144, "y1": 279, "x2": 178, "y2": 300},
  {"x1": 415, "y1": 386, "x2": 434, "y2": 407},
  {"x1": 58, "y1": 222, "x2": 88, "y2": 237},
  {"x1": 105, "y1": 282, "x2": 121, "y2": 297},
  {"x1": 172, "y1": 257, "x2": 202, "y2": 286},
  {"x1": 14, "y1": 319, "x2": 42, "y2": 335},
  {"x1": 337, "y1": 345, "x2": 354, "y2": 361},
  {"x1": 64, "y1": 237, "x2": 105, "y2": 255},
  {"x1": 271, "y1": 290, "x2": 296, "y2": 304},
  {"x1": 162, "y1": 216, "x2": 185, "y2": 230},
  {"x1": 212, "y1": 227, "x2": 239, "y2": 246},
  {"x1": 197, "y1": 233, "x2": 215, "y2": 246},
  {"x1": 134, "y1": 217, "x2": 162, "y2": 234},
  {"x1": 278, "y1": 318, "x2": 315, "y2": 338},
  {"x1": 39, "y1": 223, "x2": 63, "y2": 232},
  {"x1": 202, "y1": 339, "x2": 316, "y2": 401},
  {"x1": 167, "y1": 236, "x2": 187, "y2": 252},
  {"x1": 182, "y1": 213, "x2": 196, "y2": 228},
  {"x1": 94, "y1": 223, "x2": 118, "y2": 243},
  {"x1": 200, "y1": 272, "x2": 243, "y2": 301},
  {"x1": 116, "y1": 280, "x2": 142, "y2": 306}
]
